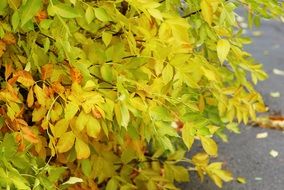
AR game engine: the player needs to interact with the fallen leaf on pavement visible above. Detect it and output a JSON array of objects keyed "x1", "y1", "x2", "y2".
[
  {"x1": 237, "y1": 177, "x2": 246, "y2": 184},
  {"x1": 252, "y1": 31, "x2": 262, "y2": 36},
  {"x1": 270, "y1": 92, "x2": 280, "y2": 98},
  {"x1": 269, "y1": 150, "x2": 279, "y2": 158},
  {"x1": 254, "y1": 177, "x2": 262, "y2": 181},
  {"x1": 256, "y1": 132, "x2": 268, "y2": 139},
  {"x1": 273, "y1": 68, "x2": 284, "y2": 76}
]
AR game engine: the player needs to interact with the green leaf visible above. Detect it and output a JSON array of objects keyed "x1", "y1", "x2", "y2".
[
  {"x1": 0, "y1": 0, "x2": 7, "y2": 11},
  {"x1": 217, "y1": 39, "x2": 230, "y2": 64},
  {"x1": 81, "y1": 159, "x2": 92, "y2": 176},
  {"x1": 0, "y1": 26, "x2": 4, "y2": 38},
  {"x1": 121, "y1": 149, "x2": 136, "y2": 164},
  {"x1": 85, "y1": 6, "x2": 95, "y2": 24},
  {"x1": 20, "y1": 0, "x2": 42, "y2": 26},
  {"x1": 149, "y1": 106, "x2": 172, "y2": 121},
  {"x1": 200, "y1": 136, "x2": 218, "y2": 156},
  {"x1": 1, "y1": 133, "x2": 17, "y2": 158},
  {"x1": 48, "y1": 166, "x2": 66, "y2": 183},
  {"x1": 164, "y1": 163, "x2": 189, "y2": 182},
  {"x1": 106, "y1": 178, "x2": 118, "y2": 190},
  {"x1": 102, "y1": 32, "x2": 112, "y2": 47},
  {"x1": 11, "y1": 11, "x2": 20, "y2": 30},
  {"x1": 8, "y1": 0, "x2": 21, "y2": 10},
  {"x1": 120, "y1": 102, "x2": 130, "y2": 128},
  {"x1": 53, "y1": 3, "x2": 81, "y2": 18},
  {"x1": 100, "y1": 64, "x2": 113, "y2": 83},
  {"x1": 94, "y1": 7, "x2": 110, "y2": 22}
]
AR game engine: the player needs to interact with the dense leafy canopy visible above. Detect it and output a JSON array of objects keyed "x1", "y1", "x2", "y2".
[{"x1": 0, "y1": 0, "x2": 283, "y2": 189}]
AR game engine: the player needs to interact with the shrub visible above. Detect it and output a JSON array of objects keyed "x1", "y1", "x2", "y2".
[{"x1": 0, "y1": 0, "x2": 283, "y2": 189}]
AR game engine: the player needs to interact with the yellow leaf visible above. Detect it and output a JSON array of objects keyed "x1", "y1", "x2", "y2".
[
  {"x1": 34, "y1": 85, "x2": 47, "y2": 106},
  {"x1": 64, "y1": 102, "x2": 79, "y2": 120},
  {"x1": 75, "y1": 138, "x2": 90, "y2": 159},
  {"x1": 237, "y1": 177, "x2": 247, "y2": 184},
  {"x1": 182, "y1": 124, "x2": 195, "y2": 150},
  {"x1": 86, "y1": 116, "x2": 101, "y2": 138},
  {"x1": 52, "y1": 119, "x2": 69, "y2": 138},
  {"x1": 202, "y1": 67, "x2": 216, "y2": 81},
  {"x1": 211, "y1": 174, "x2": 223, "y2": 188},
  {"x1": 192, "y1": 152, "x2": 209, "y2": 166},
  {"x1": 214, "y1": 170, "x2": 233, "y2": 182},
  {"x1": 27, "y1": 87, "x2": 34, "y2": 108},
  {"x1": 32, "y1": 106, "x2": 47, "y2": 122},
  {"x1": 201, "y1": 0, "x2": 213, "y2": 25},
  {"x1": 148, "y1": 8, "x2": 163, "y2": 20},
  {"x1": 57, "y1": 131, "x2": 75, "y2": 153},
  {"x1": 102, "y1": 32, "x2": 112, "y2": 47},
  {"x1": 115, "y1": 102, "x2": 129, "y2": 128},
  {"x1": 50, "y1": 102, "x2": 63, "y2": 122},
  {"x1": 16, "y1": 71, "x2": 35, "y2": 87},
  {"x1": 200, "y1": 136, "x2": 218, "y2": 156},
  {"x1": 217, "y1": 39, "x2": 230, "y2": 64},
  {"x1": 75, "y1": 111, "x2": 89, "y2": 131}
]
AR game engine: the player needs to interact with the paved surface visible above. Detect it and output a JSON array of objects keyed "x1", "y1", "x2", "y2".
[{"x1": 180, "y1": 15, "x2": 284, "y2": 190}]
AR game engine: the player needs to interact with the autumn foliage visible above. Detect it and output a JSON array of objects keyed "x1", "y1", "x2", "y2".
[{"x1": 0, "y1": 0, "x2": 283, "y2": 189}]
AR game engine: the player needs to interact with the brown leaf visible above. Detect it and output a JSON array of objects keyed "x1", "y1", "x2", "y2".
[
  {"x1": 41, "y1": 64, "x2": 53, "y2": 80},
  {"x1": 3, "y1": 33, "x2": 16, "y2": 45},
  {"x1": 0, "y1": 40, "x2": 6, "y2": 57}
]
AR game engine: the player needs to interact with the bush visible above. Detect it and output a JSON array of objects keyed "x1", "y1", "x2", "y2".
[{"x1": 0, "y1": 0, "x2": 283, "y2": 189}]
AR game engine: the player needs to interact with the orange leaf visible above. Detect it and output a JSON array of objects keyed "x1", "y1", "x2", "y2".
[
  {"x1": 92, "y1": 107, "x2": 102, "y2": 119},
  {"x1": 27, "y1": 87, "x2": 34, "y2": 108},
  {"x1": 70, "y1": 67, "x2": 83, "y2": 83},
  {"x1": 5, "y1": 63, "x2": 13, "y2": 80},
  {"x1": 21, "y1": 126, "x2": 39, "y2": 143},
  {"x1": 36, "y1": 10, "x2": 48, "y2": 23},
  {"x1": 41, "y1": 64, "x2": 53, "y2": 80}
]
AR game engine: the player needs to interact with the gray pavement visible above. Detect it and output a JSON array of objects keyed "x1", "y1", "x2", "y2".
[{"x1": 180, "y1": 16, "x2": 284, "y2": 190}]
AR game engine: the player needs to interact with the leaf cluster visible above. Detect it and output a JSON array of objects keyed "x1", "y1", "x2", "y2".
[{"x1": 0, "y1": 0, "x2": 283, "y2": 189}]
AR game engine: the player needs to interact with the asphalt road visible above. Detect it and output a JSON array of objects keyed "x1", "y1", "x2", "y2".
[{"x1": 180, "y1": 15, "x2": 284, "y2": 190}]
